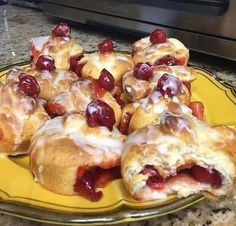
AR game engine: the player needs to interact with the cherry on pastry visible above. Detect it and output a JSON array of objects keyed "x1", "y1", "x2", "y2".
[
  {"x1": 98, "y1": 39, "x2": 113, "y2": 53},
  {"x1": 35, "y1": 55, "x2": 56, "y2": 72},
  {"x1": 150, "y1": 29, "x2": 167, "y2": 44},
  {"x1": 18, "y1": 73, "x2": 40, "y2": 96},
  {"x1": 86, "y1": 99, "x2": 116, "y2": 131},
  {"x1": 51, "y1": 22, "x2": 71, "y2": 37},
  {"x1": 155, "y1": 55, "x2": 178, "y2": 66},
  {"x1": 133, "y1": 62, "x2": 153, "y2": 81},
  {"x1": 98, "y1": 69, "x2": 115, "y2": 91},
  {"x1": 156, "y1": 73, "x2": 183, "y2": 97},
  {"x1": 69, "y1": 55, "x2": 85, "y2": 77}
]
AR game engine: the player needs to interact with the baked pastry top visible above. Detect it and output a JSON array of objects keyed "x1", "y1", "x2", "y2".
[
  {"x1": 30, "y1": 22, "x2": 84, "y2": 70},
  {"x1": 0, "y1": 82, "x2": 49, "y2": 156},
  {"x1": 121, "y1": 112, "x2": 236, "y2": 201},
  {"x1": 132, "y1": 29, "x2": 189, "y2": 66},
  {"x1": 6, "y1": 66, "x2": 78, "y2": 101},
  {"x1": 29, "y1": 112, "x2": 125, "y2": 200}
]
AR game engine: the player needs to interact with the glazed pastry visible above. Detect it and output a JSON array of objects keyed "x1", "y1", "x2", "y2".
[
  {"x1": 46, "y1": 77, "x2": 122, "y2": 125},
  {"x1": 6, "y1": 57, "x2": 78, "y2": 101},
  {"x1": 123, "y1": 64, "x2": 196, "y2": 101},
  {"x1": 121, "y1": 112, "x2": 236, "y2": 201},
  {"x1": 0, "y1": 82, "x2": 49, "y2": 156},
  {"x1": 132, "y1": 29, "x2": 189, "y2": 66},
  {"x1": 30, "y1": 22, "x2": 84, "y2": 70},
  {"x1": 29, "y1": 112, "x2": 126, "y2": 201},
  {"x1": 76, "y1": 39, "x2": 134, "y2": 85}
]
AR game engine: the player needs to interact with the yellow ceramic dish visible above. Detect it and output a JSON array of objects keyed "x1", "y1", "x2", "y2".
[{"x1": 0, "y1": 63, "x2": 235, "y2": 225}]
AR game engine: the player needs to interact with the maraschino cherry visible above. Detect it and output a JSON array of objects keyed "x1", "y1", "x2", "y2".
[
  {"x1": 98, "y1": 39, "x2": 113, "y2": 53},
  {"x1": 98, "y1": 69, "x2": 115, "y2": 91},
  {"x1": 156, "y1": 73, "x2": 183, "y2": 97},
  {"x1": 86, "y1": 99, "x2": 115, "y2": 131},
  {"x1": 18, "y1": 73, "x2": 40, "y2": 96},
  {"x1": 150, "y1": 29, "x2": 167, "y2": 44},
  {"x1": 133, "y1": 63, "x2": 153, "y2": 81},
  {"x1": 52, "y1": 22, "x2": 71, "y2": 37},
  {"x1": 36, "y1": 55, "x2": 55, "y2": 71}
]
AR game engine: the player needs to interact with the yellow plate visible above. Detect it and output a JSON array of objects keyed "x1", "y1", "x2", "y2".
[{"x1": 0, "y1": 63, "x2": 235, "y2": 225}]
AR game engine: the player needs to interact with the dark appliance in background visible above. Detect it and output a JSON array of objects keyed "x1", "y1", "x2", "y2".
[{"x1": 42, "y1": 0, "x2": 236, "y2": 61}]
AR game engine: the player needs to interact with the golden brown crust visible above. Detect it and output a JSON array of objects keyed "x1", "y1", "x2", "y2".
[
  {"x1": 81, "y1": 52, "x2": 134, "y2": 85},
  {"x1": 123, "y1": 65, "x2": 196, "y2": 102},
  {"x1": 30, "y1": 36, "x2": 84, "y2": 70},
  {"x1": 121, "y1": 113, "x2": 236, "y2": 201},
  {"x1": 0, "y1": 83, "x2": 49, "y2": 155},
  {"x1": 132, "y1": 37, "x2": 189, "y2": 65},
  {"x1": 6, "y1": 67, "x2": 78, "y2": 101},
  {"x1": 29, "y1": 112, "x2": 126, "y2": 195},
  {"x1": 47, "y1": 77, "x2": 122, "y2": 125}
]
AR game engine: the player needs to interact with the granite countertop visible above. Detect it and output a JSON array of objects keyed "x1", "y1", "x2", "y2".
[{"x1": 0, "y1": 4, "x2": 236, "y2": 226}]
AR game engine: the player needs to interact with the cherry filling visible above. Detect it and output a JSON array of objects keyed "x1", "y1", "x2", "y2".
[
  {"x1": 52, "y1": 22, "x2": 71, "y2": 37},
  {"x1": 133, "y1": 63, "x2": 153, "y2": 81},
  {"x1": 141, "y1": 165, "x2": 222, "y2": 190},
  {"x1": 69, "y1": 54, "x2": 85, "y2": 77},
  {"x1": 74, "y1": 166, "x2": 121, "y2": 201},
  {"x1": 45, "y1": 102, "x2": 66, "y2": 118},
  {"x1": 150, "y1": 29, "x2": 167, "y2": 44},
  {"x1": 98, "y1": 39, "x2": 113, "y2": 54},
  {"x1": 155, "y1": 55, "x2": 178, "y2": 66},
  {"x1": 98, "y1": 69, "x2": 115, "y2": 91}
]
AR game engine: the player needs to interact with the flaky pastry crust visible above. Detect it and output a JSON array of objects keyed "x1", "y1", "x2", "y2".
[{"x1": 29, "y1": 112, "x2": 126, "y2": 195}]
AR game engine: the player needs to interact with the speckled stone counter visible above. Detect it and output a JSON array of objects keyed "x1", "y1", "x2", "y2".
[{"x1": 0, "y1": 4, "x2": 236, "y2": 226}]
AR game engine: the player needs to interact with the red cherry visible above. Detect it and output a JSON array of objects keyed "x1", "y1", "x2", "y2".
[
  {"x1": 69, "y1": 55, "x2": 85, "y2": 77},
  {"x1": 74, "y1": 169, "x2": 103, "y2": 201},
  {"x1": 150, "y1": 29, "x2": 167, "y2": 44},
  {"x1": 133, "y1": 63, "x2": 153, "y2": 81},
  {"x1": 86, "y1": 99, "x2": 116, "y2": 131},
  {"x1": 18, "y1": 73, "x2": 40, "y2": 96},
  {"x1": 35, "y1": 55, "x2": 55, "y2": 71},
  {"x1": 156, "y1": 73, "x2": 183, "y2": 97},
  {"x1": 52, "y1": 22, "x2": 71, "y2": 37},
  {"x1": 98, "y1": 39, "x2": 113, "y2": 53},
  {"x1": 191, "y1": 165, "x2": 222, "y2": 189},
  {"x1": 98, "y1": 69, "x2": 115, "y2": 91},
  {"x1": 155, "y1": 55, "x2": 178, "y2": 66}
]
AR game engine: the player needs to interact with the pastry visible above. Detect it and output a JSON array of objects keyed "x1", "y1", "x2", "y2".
[
  {"x1": 6, "y1": 56, "x2": 78, "y2": 101},
  {"x1": 29, "y1": 112, "x2": 126, "y2": 201},
  {"x1": 76, "y1": 39, "x2": 134, "y2": 85},
  {"x1": 30, "y1": 22, "x2": 84, "y2": 70},
  {"x1": 46, "y1": 77, "x2": 122, "y2": 125},
  {"x1": 121, "y1": 112, "x2": 236, "y2": 201},
  {"x1": 0, "y1": 82, "x2": 49, "y2": 156},
  {"x1": 123, "y1": 64, "x2": 196, "y2": 101},
  {"x1": 132, "y1": 29, "x2": 189, "y2": 66}
]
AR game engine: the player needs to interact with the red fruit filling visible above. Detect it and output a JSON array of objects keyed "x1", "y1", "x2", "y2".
[
  {"x1": 141, "y1": 165, "x2": 222, "y2": 190},
  {"x1": 18, "y1": 73, "x2": 40, "y2": 96},
  {"x1": 155, "y1": 55, "x2": 178, "y2": 66},
  {"x1": 36, "y1": 55, "x2": 55, "y2": 72},
  {"x1": 98, "y1": 39, "x2": 113, "y2": 53},
  {"x1": 188, "y1": 101, "x2": 204, "y2": 120},
  {"x1": 69, "y1": 55, "x2": 85, "y2": 77},
  {"x1": 133, "y1": 63, "x2": 153, "y2": 81},
  {"x1": 45, "y1": 102, "x2": 66, "y2": 118},
  {"x1": 150, "y1": 29, "x2": 167, "y2": 44},
  {"x1": 156, "y1": 73, "x2": 183, "y2": 97},
  {"x1": 74, "y1": 166, "x2": 121, "y2": 201},
  {"x1": 86, "y1": 99, "x2": 116, "y2": 131},
  {"x1": 119, "y1": 112, "x2": 132, "y2": 135},
  {"x1": 98, "y1": 69, "x2": 115, "y2": 91},
  {"x1": 52, "y1": 22, "x2": 71, "y2": 37}
]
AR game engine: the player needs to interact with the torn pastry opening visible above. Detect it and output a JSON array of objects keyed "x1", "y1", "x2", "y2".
[
  {"x1": 74, "y1": 166, "x2": 121, "y2": 201},
  {"x1": 140, "y1": 164, "x2": 222, "y2": 191}
]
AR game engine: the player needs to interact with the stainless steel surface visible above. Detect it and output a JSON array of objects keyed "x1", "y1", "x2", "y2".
[{"x1": 42, "y1": 0, "x2": 236, "y2": 61}]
